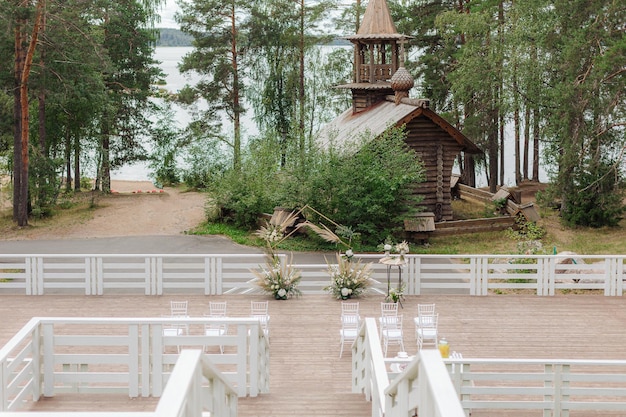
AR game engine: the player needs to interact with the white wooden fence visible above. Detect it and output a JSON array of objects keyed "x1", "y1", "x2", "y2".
[
  {"x1": 446, "y1": 358, "x2": 626, "y2": 416},
  {"x1": 0, "y1": 317, "x2": 270, "y2": 413},
  {"x1": 1, "y1": 253, "x2": 624, "y2": 296},
  {"x1": 352, "y1": 317, "x2": 466, "y2": 417},
  {"x1": 353, "y1": 317, "x2": 626, "y2": 417}
]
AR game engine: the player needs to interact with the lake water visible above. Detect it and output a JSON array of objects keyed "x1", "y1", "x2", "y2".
[
  {"x1": 111, "y1": 47, "x2": 194, "y2": 181},
  {"x1": 113, "y1": 46, "x2": 548, "y2": 186}
]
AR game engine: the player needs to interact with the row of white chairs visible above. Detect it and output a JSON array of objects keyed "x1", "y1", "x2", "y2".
[
  {"x1": 339, "y1": 302, "x2": 439, "y2": 357},
  {"x1": 163, "y1": 300, "x2": 270, "y2": 353}
]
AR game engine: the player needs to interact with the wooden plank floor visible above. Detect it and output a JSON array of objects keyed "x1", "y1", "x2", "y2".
[{"x1": 2, "y1": 293, "x2": 626, "y2": 416}]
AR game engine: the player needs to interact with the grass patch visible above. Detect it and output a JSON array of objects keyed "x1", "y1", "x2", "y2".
[
  {"x1": 3, "y1": 186, "x2": 626, "y2": 256},
  {"x1": 190, "y1": 222, "x2": 258, "y2": 246},
  {"x1": 0, "y1": 191, "x2": 101, "y2": 238}
]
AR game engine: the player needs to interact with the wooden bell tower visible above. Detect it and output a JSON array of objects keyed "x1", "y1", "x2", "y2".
[{"x1": 336, "y1": 0, "x2": 412, "y2": 113}]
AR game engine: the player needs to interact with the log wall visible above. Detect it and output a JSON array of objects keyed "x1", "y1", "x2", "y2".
[{"x1": 404, "y1": 115, "x2": 463, "y2": 221}]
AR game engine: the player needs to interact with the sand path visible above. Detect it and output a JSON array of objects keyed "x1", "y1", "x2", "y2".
[{"x1": 0, "y1": 180, "x2": 207, "y2": 240}]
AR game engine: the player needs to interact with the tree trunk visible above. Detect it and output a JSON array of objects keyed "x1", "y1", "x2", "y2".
[
  {"x1": 65, "y1": 132, "x2": 72, "y2": 191},
  {"x1": 13, "y1": 20, "x2": 25, "y2": 223},
  {"x1": 230, "y1": 1, "x2": 241, "y2": 171},
  {"x1": 513, "y1": 70, "x2": 521, "y2": 185},
  {"x1": 13, "y1": 0, "x2": 46, "y2": 226},
  {"x1": 101, "y1": 135, "x2": 111, "y2": 193},
  {"x1": 74, "y1": 135, "x2": 81, "y2": 191},
  {"x1": 532, "y1": 105, "x2": 540, "y2": 182},
  {"x1": 461, "y1": 153, "x2": 476, "y2": 188},
  {"x1": 523, "y1": 104, "x2": 530, "y2": 180},
  {"x1": 497, "y1": 1, "x2": 504, "y2": 186},
  {"x1": 298, "y1": 0, "x2": 305, "y2": 163}
]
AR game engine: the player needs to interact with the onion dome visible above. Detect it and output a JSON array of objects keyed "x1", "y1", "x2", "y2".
[{"x1": 390, "y1": 66, "x2": 414, "y2": 104}]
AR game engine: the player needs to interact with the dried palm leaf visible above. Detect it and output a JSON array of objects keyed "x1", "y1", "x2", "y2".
[{"x1": 297, "y1": 221, "x2": 342, "y2": 244}]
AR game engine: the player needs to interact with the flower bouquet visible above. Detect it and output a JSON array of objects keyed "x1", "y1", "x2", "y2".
[
  {"x1": 324, "y1": 253, "x2": 372, "y2": 300},
  {"x1": 252, "y1": 255, "x2": 302, "y2": 300},
  {"x1": 386, "y1": 286, "x2": 404, "y2": 303},
  {"x1": 252, "y1": 210, "x2": 303, "y2": 300}
]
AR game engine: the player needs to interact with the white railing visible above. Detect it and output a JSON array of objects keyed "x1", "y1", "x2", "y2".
[
  {"x1": 0, "y1": 350, "x2": 237, "y2": 417},
  {"x1": 446, "y1": 357, "x2": 626, "y2": 416},
  {"x1": 352, "y1": 318, "x2": 465, "y2": 417},
  {"x1": 0, "y1": 317, "x2": 269, "y2": 413},
  {"x1": 352, "y1": 318, "x2": 626, "y2": 417},
  {"x1": 1, "y1": 253, "x2": 624, "y2": 296},
  {"x1": 352, "y1": 318, "x2": 389, "y2": 417},
  {"x1": 155, "y1": 350, "x2": 237, "y2": 417}
]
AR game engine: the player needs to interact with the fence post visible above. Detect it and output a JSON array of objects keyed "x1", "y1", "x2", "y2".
[
  {"x1": 25, "y1": 256, "x2": 33, "y2": 296},
  {"x1": 42, "y1": 323, "x2": 55, "y2": 397},
  {"x1": 407, "y1": 256, "x2": 420, "y2": 295},
  {"x1": 141, "y1": 323, "x2": 151, "y2": 397},
  {"x1": 617, "y1": 257, "x2": 624, "y2": 296},
  {"x1": 128, "y1": 324, "x2": 139, "y2": 397},
  {"x1": 152, "y1": 323, "x2": 164, "y2": 396}
]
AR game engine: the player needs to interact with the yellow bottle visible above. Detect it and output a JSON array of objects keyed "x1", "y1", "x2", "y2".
[{"x1": 438, "y1": 338, "x2": 450, "y2": 358}]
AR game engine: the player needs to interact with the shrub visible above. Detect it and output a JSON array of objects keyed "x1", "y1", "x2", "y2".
[
  {"x1": 298, "y1": 126, "x2": 425, "y2": 244},
  {"x1": 560, "y1": 161, "x2": 624, "y2": 228}
]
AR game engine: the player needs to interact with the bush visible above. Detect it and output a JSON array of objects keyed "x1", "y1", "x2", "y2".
[
  {"x1": 80, "y1": 177, "x2": 93, "y2": 190},
  {"x1": 298, "y1": 126, "x2": 425, "y2": 244},
  {"x1": 560, "y1": 161, "x2": 624, "y2": 228},
  {"x1": 210, "y1": 137, "x2": 280, "y2": 228},
  {"x1": 211, "y1": 126, "x2": 426, "y2": 243}
]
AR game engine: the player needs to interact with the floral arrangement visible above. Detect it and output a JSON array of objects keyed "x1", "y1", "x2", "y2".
[
  {"x1": 380, "y1": 239, "x2": 410, "y2": 264},
  {"x1": 252, "y1": 255, "x2": 302, "y2": 300},
  {"x1": 386, "y1": 286, "x2": 404, "y2": 303},
  {"x1": 252, "y1": 210, "x2": 302, "y2": 300},
  {"x1": 324, "y1": 253, "x2": 372, "y2": 300}
]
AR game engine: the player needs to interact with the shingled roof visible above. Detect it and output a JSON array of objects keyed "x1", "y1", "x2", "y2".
[
  {"x1": 345, "y1": 0, "x2": 406, "y2": 40},
  {"x1": 317, "y1": 96, "x2": 482, "y2": 154}
]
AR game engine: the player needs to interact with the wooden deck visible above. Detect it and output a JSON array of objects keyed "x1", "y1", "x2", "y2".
[{"x1": 2, "y1": 293, "x2": 626, "y2": 416}]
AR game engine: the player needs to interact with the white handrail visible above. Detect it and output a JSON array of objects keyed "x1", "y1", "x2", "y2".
[
  {"x1": 352, "y1": 318, "x2": 388, "y2": 417},
  {"x1": 1, "y1": 253, "x2": 624, "y2": 296},
  {"x1": 0, "y1": 350, "x2": 237, "y2": 417},
  {"x1": 0, "y1": 317, "x2": 269, "y2": 413},
  {"x1": 352, "y1": 320, "x2": 626, "y2": 417},
  {"x1": 155, "y1": 350, "x2": 237, "y2": 417}
]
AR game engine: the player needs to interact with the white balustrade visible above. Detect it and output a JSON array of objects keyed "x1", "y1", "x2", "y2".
[
  {"x1": 0, "y1": 317, "x2": 269, "y2": 414},
  {"x1": 352, "y1": 318, "x2": 626, "y2": 417},
  {"x1": 1, "y1": 253, "x2": 624, "y2": 296}
]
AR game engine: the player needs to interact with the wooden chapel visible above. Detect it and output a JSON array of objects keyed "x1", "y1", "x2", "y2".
[{"x1": 318, "y1": 0, "x2": 482, "y2": 222}]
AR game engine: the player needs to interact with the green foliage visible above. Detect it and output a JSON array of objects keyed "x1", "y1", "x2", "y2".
[
  {"x1": 209, "y1": 126, "x2": 425, "y2": 244},
  {"x1": 493, "y1": 198, "x2": 507, "y2": 210},
  {"x1": 149, "y1": 104, "x2": 181, "y2": 186},
  {"x1": 507, "y1": 216, "x2": 547, "y2": 242},
  {"x1": 560, "y1": 161, "x2": 625, "y2": 228},
  {"x1": 209, "y1": 137, "x2": 279, "y2": 228},
  {"x1": 29, "y1": 153, "x2": 64, "y2": 218},
  {"x1": 80, "y1": 177, "x2": 93, "y2": 190},
  {"x1": 300, "y1": 127, "x2": 425, "y2": 244}
]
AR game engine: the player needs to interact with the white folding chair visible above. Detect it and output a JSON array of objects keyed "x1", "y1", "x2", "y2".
[
  {"x1": 415, "y1": 312, "x2": 439, "y2": 350},
  {"x1": 170, "y1": 300, "x2": 188, "y2": 317},
  {"x1": 341, "y1": 301, "x2": 360, "y2": 326},
  {"x1": 417, "y1": 303, "x2": 436, "y2": 317},
  {"x1": 339, "y1": 313, "x2": 359, "y2": 358},
  {"x1": 161, "y1": 315, "x2": 187, "y2": 353},
  {"x1": 203, "y1": 313, "x2": 228, "y2": 354},
  {"x1": 381, "y1": 302, "x2": 399, "y2": 317},
  {"x1": 381, "y1": 314, "x2": 405, "y2": 357},
  {"x1": 209, "y1": 301, "x2": 227, "y2": 317},
  {"x1": 251, "y1": 301, "x2": 270, "y2": 340},
  {"x1": 380, "y1": 302, "x2": 399, "y2": 341},
  {"x1": 341, "y1": 301, "x2": 359, "y2": 317}
]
